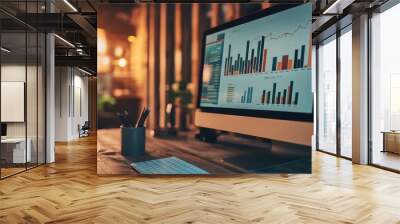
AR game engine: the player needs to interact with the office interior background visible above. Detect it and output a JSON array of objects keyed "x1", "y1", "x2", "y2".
[
  {"x1": 97, "y1": 0, "x2": 400, "y2": 173},
  {"x1": 0, "y1": 0, "x2": 400, "y2": 178},
  {"x1": 0, "y1": 0, "x2": 399, "y2": 223},
  {"x1": 97, "y1": 3, "x2": 314, "y2": 175},
  {"x1": 0, "y1": 0, "x2": 399, "y2": 176},
  {"x1": 0, "y1": 0, "x2": 97, "y2": 179}
]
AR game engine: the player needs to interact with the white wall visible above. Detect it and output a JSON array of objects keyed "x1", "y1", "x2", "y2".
[
  {"x1": 55, "y1": 67, "x2": 89, "y2": 141},
  {"x1": 1, "y1": 63, "x2": 46, "y2": 164},
  {"x1": 1, "y1": 65, "x2": 35, "y2": 137},
  {"x1": 55, "y1": 66, "x2": 69, "y2": 141},
  {"x1": 72, "y1": 73, "x2": 89, "y2": 138},
  {"x1": 1, "y1": 65, "x2": 26, "y2": 137}
]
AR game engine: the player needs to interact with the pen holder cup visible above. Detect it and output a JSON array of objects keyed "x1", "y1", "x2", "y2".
[{"x1": 121, "y1": 127, "x2": 146, "y2": 157}]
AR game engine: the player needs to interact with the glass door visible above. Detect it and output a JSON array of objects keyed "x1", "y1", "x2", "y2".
[
  {"x1": 317, "y1": 35, "x2": 337, "y2": 155},
  {"x1": 316, "y1": 24, "x2": 353, "y2": 159},
  {"x1": 339, "y1": 26, "x2": 352, "y2": 158},
  {"x1": 370, "y1": 3, "x2": 400, "y2": 171}
]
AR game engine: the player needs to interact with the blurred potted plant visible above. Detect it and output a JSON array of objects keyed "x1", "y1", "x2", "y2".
[
  {"x1": 97, "y1": 94, "x2": 118, "y2": 129},
  {"x1": 98, "y1": 94, "x2": 116, "y2": 112},
  {"x1": 170, "y1": 81, "x2": 193, "y2": 131}
]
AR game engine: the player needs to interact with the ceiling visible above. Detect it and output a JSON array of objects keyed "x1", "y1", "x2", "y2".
[{"x1": 0, "y1": 0, "x2": 392, "y2": 74}]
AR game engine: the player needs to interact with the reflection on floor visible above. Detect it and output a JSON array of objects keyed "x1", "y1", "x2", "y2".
[
  {"x1": 0, "y1": 163, "x2": 41, "y2": 178},
  {"x1": 0, "y1": 167, "x2": 25, "y2": 178},
  {"x1": 373, "y1": 150, "x2": 400, "y2": 171}
]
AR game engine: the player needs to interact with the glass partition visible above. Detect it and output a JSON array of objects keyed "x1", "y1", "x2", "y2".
[
  {"x1": 370, "y1": 3, "x2": 400, "y2": 171},
  {"x1": 27, "y1": 30, "x2": 38, "y2": 169},
  {"x1": 0, "y1": 23, "x2": 28, "y2": 178},
  {"x1": 317, "y1": 35, "x2": 337, "y2": 155},
  {"x1": 0, "y1": 1, "x2": 46, "y2": 179},
  {"x1": 339, "y1": 26, "x2": 352, "y2": 158},
  {"x1": 38, "y1": 32, "x2": 46, "y2": 165}
]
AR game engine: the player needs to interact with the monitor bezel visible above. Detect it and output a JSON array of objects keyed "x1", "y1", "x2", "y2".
[{"x1": 197, "y1": 4, "x2": 313, "y2": 122}]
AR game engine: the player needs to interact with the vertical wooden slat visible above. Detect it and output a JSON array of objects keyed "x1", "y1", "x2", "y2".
[
  {"x1": 154, "y1": 5, "x2": 160, "y2": 132},
  {"x1": 174, "y1": 4, "x2": 182, "y2": 83},
  {"x1": 166, "y1": 4, "x2": 175, "y2": 128},
  {"x1": 148, "y1": 4, "x2": 160, "y2": 132},
  {"x1": 130, "y1": 5, "x2": 147, "y2": 105},
  {"x1": 191, "y1": 3, "x2": 200, "y2": 108},
  {"x1": 159, "y1": 4, "x2": 167, "y2": 128},
  {"x1": 174, "y1": 4, "x2": 183, "y2": 129},
  {"x1": 209, "y1": 3, "x2": 219, "y2": 27},
  {"x1": 181, "y1": 4, "x2": 192, "y2": 83},
  {"x1": 166, "y1": 5, "x2": 175, "y2": 86},
  {"x1": 234, "y1": 4, "x2": 240, "y2": 19},
  {"x1": 147, "y1": 5, "x2": 154, "y2": 129},
  {"x1": 222, "y1": 4, "x2": 239, "y2": 22}
]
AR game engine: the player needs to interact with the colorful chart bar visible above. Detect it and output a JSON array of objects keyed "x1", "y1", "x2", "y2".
[
  {"x1": 224, "y1": 38, "x2": 311, "y2": 75},
  {"x1": 240, "y1": 87, "x2": 254, "y2": 103},
  {"x1": 224, "y1": 36, "x2": 268, "y2": 76},
  {"x1": 260, "y1": 81, "x2": 299, "y2": 105}
]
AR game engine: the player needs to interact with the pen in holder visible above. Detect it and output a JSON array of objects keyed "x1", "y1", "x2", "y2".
[{"x1": 121, "y1": 127, "x2": 146, "y2": 157}]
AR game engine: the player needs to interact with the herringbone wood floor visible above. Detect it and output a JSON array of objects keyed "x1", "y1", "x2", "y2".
[{"x1": 1, "y1": 135, "x2": 400, "y2": 224}]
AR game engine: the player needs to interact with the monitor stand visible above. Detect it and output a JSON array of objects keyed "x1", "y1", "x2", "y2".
[
  {"x1": 194, "y1": 111, "x2": 312, "y2": 146},
  {"x1": 195, "y1": 127, "x2": 218, "y2": 143}
]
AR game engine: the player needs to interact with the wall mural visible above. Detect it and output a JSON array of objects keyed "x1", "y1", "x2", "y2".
[{"x1": 97, "y1": 3, "x2": 313, "y2": 175}]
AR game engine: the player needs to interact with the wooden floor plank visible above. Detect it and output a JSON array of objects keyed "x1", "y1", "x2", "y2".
[{"x1": 0, "y1": 134, "x2": 400, "y2": 223}]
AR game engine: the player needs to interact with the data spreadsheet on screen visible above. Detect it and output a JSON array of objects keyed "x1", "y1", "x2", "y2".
[{"x1": 200, "y1": 4, "x2": 313, "y2": 114}]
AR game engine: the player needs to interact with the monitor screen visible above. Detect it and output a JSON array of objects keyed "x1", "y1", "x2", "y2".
[{"x1": 198, "y1": 4, "x2": 313, "y2": 121}]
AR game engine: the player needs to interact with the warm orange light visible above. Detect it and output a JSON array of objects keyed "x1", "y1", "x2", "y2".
[
  {"x1": 118, "y1": 58, "x2": 127, "y2": 67},
  {"x1": 114, "y1": 46, "x2": 124, "y2": 57},
  {"x1": 172, "y1": 83, "x2": 179, "y2": 91},
  {"x1": 113, "y1": 88, "x2": 131, "y2": 97},
  {"x1": 113, "y1": 89, "x2": 123, "y2": 97},
  {"x1": 97, "y1": 29, "x2": 107, "y2": 54},
  {"x1": 102, "y1": 56, "x2": 110, "y2": 65},
  {"x1": 98, "y1": 55, "x2": 110, "y2": 73},
  {"x1": 174, "y1": 50, "x2": 182, "y2": 82},
  {"x1": 128, "y1": 35, "x2": 136, "y2": 42}
]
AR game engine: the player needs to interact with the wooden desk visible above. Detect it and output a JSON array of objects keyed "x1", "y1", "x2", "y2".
[
  {"x1": 97, "y1": 129, "x2": 239, "y2": 175},
  {"x1": 97, "y1": 129, "x2": 311, "y2": 175},
  {"x1": 382, "y1": 131, "x2": 400, "y2": 154}
]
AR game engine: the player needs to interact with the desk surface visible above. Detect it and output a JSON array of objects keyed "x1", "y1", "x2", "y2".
[
  {"x1": 97, "y1": 129, "x2": 310, "y2": 175},
  {"x1": 381, "y1": 131, "x2": 400, "y2": 134},
  {"x1": 97, "y1": 129, "x2": 239, "y2": 175},
  {"x1": 1, "y1": 138, "x2": 27, "y2": 143}
]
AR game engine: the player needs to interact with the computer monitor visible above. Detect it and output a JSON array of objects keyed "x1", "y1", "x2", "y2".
[
  {"x1": 196, "y1": 4, "x2": 313, "y2": 146},
  {"x1": 1, "y1": 123, "x2": 7, "y2": 137}
]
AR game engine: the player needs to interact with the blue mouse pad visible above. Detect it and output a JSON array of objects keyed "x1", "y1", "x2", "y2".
[{"x1": 130, "y1": 157, "x2": 209, "y2": 174}]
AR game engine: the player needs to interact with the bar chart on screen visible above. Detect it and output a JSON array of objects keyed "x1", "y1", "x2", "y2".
[
  {"x1": 222, "y1": 21, "x2": 312, "y2": 76},
  {"x1": 201, "y1": 3, "x2": 313, "y2": 114},
  {"x1": 260, "y1": 81, "x2": 299, "y2": 106},
  {"x1": 239, "y1": 87, "x2": 254, "y2": 104}
]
